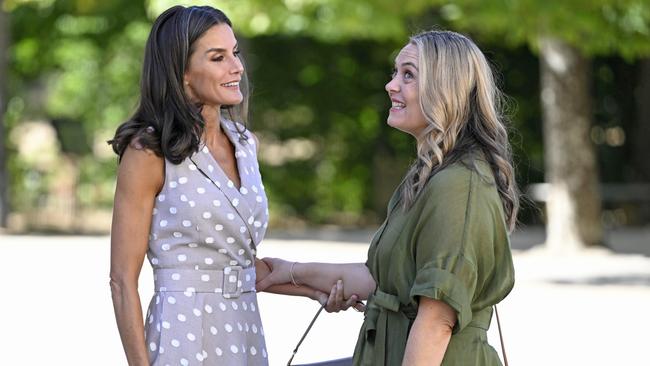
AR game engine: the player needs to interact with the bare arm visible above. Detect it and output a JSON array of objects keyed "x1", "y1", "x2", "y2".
[
  {"x1": 401, "y1": 297, "x2": 457, "y2": 366},
  {"x1": 294, "y1": 262, "x2": 375, "y2": 300},
  {"x1": 255, "y1": 258, "x2": 328, "y2": 301},
  {"x1": 109, "y1": 145, "x2": 163, "y2": 366},
  {"x1": 256, "y1": 258, "x2": 376, "y2": 300}
]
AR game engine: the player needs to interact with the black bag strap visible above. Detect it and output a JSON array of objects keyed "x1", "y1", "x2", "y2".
[
  {"x1": 289, "y1": 304, "x2": 509, "y2": 366},
  {"x1": 494, "y1": 305, "x2": 509, "y2": 366},
  {"x1": 287, "y1": 304, "x2": 326, "y2": 365}
]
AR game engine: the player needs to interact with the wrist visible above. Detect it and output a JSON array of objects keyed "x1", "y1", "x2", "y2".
[{"x1": 290, "y1": 262, "x2": 301, "y2": 287}]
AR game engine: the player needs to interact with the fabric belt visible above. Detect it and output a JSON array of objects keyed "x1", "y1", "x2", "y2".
[
  {"x1": 363, "y1": 289, "x2": 416, "y2": 366},
  {"x1": 362, "y1": 289, "x2": 492, "y2": 366},
  {"x1": 467, "y1": 307, "x2": 493, "y2": 330},
  {"x1": 153, "y1": 266, "x2": 256, "y2": 299}
]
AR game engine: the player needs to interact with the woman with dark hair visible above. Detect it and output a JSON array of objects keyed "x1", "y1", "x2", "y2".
[
  {"x1": 108, "y1": 6, "x2": 321, "y2": 365},
  {"x1": 257, "y1": 30, "x2": 519, "y2": 365}
]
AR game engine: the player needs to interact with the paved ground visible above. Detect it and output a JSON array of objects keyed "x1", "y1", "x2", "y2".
[{"x1": 0, "y1": 227, "x2": 648, "y2": 365}]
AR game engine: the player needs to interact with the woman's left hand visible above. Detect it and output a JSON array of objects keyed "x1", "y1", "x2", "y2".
[
  {"x1": 254, "y1": 258, "x2": 272, "y2": 284},
  {"x1": 255, "y1": 257, "x2": 293, "y2": 291},
  {"x1": 323, "y1": 280, "x2": 366, "y2": 313}
]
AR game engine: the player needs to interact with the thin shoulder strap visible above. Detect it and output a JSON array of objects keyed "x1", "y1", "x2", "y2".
[{"x1": 494, "y1": 305, "x2": 509, "y2": 366}]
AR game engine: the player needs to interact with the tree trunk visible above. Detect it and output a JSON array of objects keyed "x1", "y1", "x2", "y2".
[
  {"x1": 0, "y1": 1, "x2": 9, "y2": 228},
  {"x1": 539, "y1": 36, "x2": 603, "y2": 250},
  {"x1": 634, "y1": 58, "x2": 650, "y2": 181}
]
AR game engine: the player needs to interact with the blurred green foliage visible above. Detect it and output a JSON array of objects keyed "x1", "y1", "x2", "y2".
[
  {"x1": 420, "y1": 0, "x2": 650, "y2": 59},
  {"x1": 6, "y1": 0, "x2": 147, "y2": 212},
  {"x1": 3, "y1": 0, "x2": 649, "y2": 228},
  {"x1": 246, "y1": 37, "x2": 411, "y2": 223}
]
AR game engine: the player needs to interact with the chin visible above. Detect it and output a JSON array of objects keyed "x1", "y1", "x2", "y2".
[
  {"x1": 220, "y1": 97, "x2": 243, "y2": 106},
  {"x1": 387, "y1": 119, "x2": 418, "y2": 136},
  {"x1": 387, "y1": 117, "x2": 404, "y2": 130},
  {"x1": 231, "y1": 93, "x2": 244, "y2": 105}
]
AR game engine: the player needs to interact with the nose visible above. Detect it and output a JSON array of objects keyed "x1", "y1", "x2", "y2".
[
  {"x1": 231, "y1": 54, "x2": 244, "y2": 75},
  {"x1": 385, "y1": 76, "x2": 399, "y2": 94}
]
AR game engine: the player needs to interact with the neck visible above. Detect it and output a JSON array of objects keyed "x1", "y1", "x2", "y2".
[{"x1": 201, "y1": 105, "x2": 224, "y2": 143}]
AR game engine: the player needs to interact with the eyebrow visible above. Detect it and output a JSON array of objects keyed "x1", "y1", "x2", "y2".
[
  {"x1": 400, "y1": 61, "x2": 418, "y2": 70},
  {"x1": 205, "y1": 44, "x2": 239, "y2": 54}
]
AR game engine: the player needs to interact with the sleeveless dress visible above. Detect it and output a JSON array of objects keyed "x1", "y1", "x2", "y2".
[{"x1": 144, "y1": 119, "x2": 270, "y2": 365}]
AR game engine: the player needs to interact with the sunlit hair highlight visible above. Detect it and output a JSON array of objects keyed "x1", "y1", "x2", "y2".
[{"x1": 400, "y1": 30, "x2": 519, "y2": 230}]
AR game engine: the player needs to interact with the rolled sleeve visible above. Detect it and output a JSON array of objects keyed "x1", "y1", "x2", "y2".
[{"x1": 410, "y1": 256, "x2": 477, "y2": 333}]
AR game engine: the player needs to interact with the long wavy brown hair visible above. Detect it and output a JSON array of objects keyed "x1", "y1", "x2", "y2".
[
  {"x1": 400, "y1": 30, "x2": 520, "y2": 231},
  {"x1": 108, "y1": 5, "x2": 249, "y2": 163}
]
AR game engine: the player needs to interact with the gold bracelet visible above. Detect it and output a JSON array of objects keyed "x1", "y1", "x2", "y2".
[{"x1": 290, "y1": 262, "x2": 301, "y2": 287}]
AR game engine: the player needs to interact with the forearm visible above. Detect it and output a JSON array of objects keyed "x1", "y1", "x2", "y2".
[
  {"x1": 263, "y1": 283, "x2": 322, "y2": 300},
  {"x1": 293, "y1": 263, "x2": 375, "y2": 300},
  {"x1": 110, "y1": 281, "x2": 149, "y2": 366}
]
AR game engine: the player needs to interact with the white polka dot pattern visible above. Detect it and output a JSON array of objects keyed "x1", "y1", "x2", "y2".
[{"x1": 144, "y1": 119, "x2": 269, "y2": 365}]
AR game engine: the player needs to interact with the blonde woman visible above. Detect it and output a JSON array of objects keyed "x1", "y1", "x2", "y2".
[{"x1": 256, "y1": 30, "x2": 518, "y2": 366}]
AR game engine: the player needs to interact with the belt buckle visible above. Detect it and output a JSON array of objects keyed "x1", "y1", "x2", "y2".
[{"x1": 223, "y1": 266, "x2": 243, "y2": 299}]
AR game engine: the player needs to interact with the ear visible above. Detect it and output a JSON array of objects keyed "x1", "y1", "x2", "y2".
[
  {"x1": 182, "y1": 70, "x2": 193, "y2": 91},
  {"x1": 182, "y1": 72, "x2": 195, "y2": 101},
  {"x1": 182, "y1": 64, "x2": 192, "y2": 85}
]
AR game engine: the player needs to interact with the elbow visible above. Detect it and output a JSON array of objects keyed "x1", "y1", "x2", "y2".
[
  {"x1": 434, "y1": 310, "x2": 456, "y2": 335},
  {"x1": 438, "y1": 320, "x2": 454, "y2": 336},
  {"x1": 434, "y1": 314, "x2": 456, "y2": 340},
  {"x1": 418, "y1": 298, "x2": 457, "y2": 336},
  {"x1": 109, "y1": 272, "x2": 136, "y2": 303},
  {"x1": 360, "y1": 275, "x2": 376, "y2": 300},
  {"x1": 424, "y1": 317, "x2": 454, "y2": 342},
  {"x1": 109, "y1": 276, "x2": 124, "y2": 303}
]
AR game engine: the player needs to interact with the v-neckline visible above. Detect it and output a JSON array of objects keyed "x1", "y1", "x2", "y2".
[
  {"x1": 188, "y1": 121, "x2": 264, "y2": 247},
  {"x1": 203, "y1": 119, "x2": 244, "y2": 191}
]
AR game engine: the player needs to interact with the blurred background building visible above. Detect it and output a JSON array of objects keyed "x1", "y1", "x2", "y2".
[{"x1": 0, "y1": 0, "x2": 649, "y2": 252}]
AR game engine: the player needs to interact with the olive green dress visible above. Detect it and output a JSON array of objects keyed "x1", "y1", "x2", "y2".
[{"x1": 352, "y1": 157, "x2": 515, "y2": 366}]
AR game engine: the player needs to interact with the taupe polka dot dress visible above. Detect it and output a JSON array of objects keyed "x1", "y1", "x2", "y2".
[{"x1": 144, "y1": 119, "x2": 269, "y2": 365}]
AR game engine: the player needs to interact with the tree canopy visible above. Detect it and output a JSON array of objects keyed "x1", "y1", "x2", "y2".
[{"x1": 3, "y1": 0, "x2": 648, "y2": 230}]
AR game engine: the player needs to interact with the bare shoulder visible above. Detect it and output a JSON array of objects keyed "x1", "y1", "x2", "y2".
[{"x1": 117, "y1": 143, "x2": 164, "y2": 195}]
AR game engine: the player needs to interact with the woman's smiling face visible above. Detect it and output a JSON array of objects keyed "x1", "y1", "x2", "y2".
[
  {"x1": 183, "y1": 23, "x2": 244, "y2": 108},
  {"x1": 385, "y1": 43, "x2": 427, "y2": 137}
]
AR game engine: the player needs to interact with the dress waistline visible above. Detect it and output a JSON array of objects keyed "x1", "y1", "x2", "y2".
[{"x1": 153, "y1": 267, "x2": 256, "y2": 299}]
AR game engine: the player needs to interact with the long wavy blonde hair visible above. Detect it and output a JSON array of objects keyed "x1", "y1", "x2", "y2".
[{"x1": 400, "y1": 30, "x2": 519, "y2": 230}]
